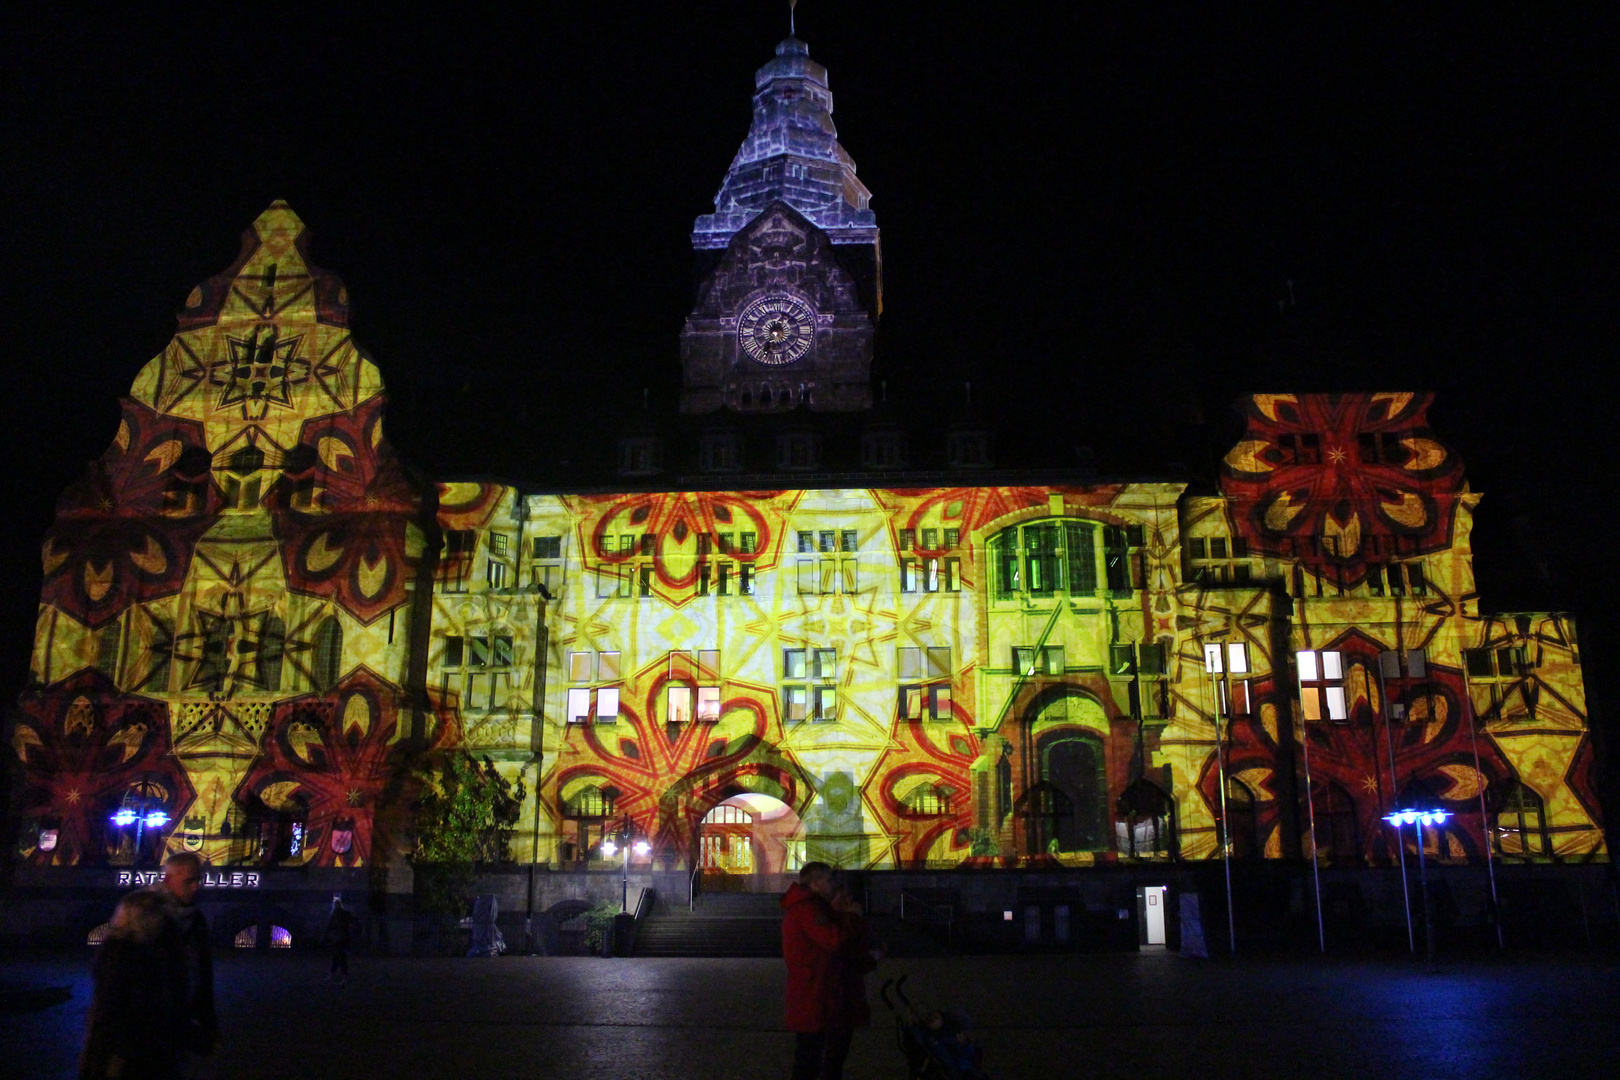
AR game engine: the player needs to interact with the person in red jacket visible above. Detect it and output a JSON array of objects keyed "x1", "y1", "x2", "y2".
[{"x1": 781, "y1": 862, "x2": 876, "y2": 1080}]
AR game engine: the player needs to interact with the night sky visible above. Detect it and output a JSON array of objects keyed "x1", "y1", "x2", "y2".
[{"x1": 5, "y1": 6, "x2": 1616, "y2": 783}]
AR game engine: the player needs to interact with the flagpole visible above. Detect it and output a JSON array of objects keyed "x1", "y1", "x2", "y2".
[
  {"x1": 1375, "y1": 657, "x2": 1416, "y2": 953},
  {"x1": 1461, "y1": 665, "x2": 1505, "y2": 949}
]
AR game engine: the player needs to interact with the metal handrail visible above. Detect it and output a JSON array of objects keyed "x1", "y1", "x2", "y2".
[
  {"x1": 689, "y1": 864, "x2": 702, "y2": 912},
  {"x1": 897, "y1": 890, "x2": 955, "y2": 944}
]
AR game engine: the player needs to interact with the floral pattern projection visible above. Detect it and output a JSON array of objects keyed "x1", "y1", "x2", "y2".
[
  {"x1": 18, "y1": 203, "x2": 428, "y2": 868},
  {"x1": 500, "y1": 483, "x2": 1198, "y2": 870},
  {"x1": 1175, "y1": 391, "x2": 1605, "y2": 865}
]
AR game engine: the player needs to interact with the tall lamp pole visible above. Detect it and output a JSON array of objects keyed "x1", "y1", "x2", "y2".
[
  {"x1": 1203, "y1": 644, "x2": 1238, "y2": 956},
  {"x1": 1384, "y1": 808, "x2": 1449, "y2": 964}
]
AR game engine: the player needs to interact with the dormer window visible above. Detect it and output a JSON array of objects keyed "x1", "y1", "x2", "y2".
[
  {"x1": 860, "y1": 429, "x2": 906, "y2": 469},
  {"x1": 775, "y1": 432, "x2": 821, "y2": 471},
  {"x1": 700, "y1": 432, "x2": 742, "y2": 473},
  {"x1": 616, "y1": 436, "x2": 663, "y2": 477},
  {"x1": 947, "y1": 430, "x2": 991, "y2": 468}
]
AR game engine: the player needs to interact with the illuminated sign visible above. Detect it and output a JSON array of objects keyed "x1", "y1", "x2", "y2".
[{"x1": 116, "y1": 869, "x2": 261, "y2": 888}]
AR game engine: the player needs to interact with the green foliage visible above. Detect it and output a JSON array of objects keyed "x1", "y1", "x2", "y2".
[
  {"x1": 410, "y1": 752, "x2": 526, "y2": 914},
  {"x1": 582, "y1": 900, "x2": 620, "y2": 953},
  {"x1": 969, "y1": 828, "x2": 1000, "y2": 856}
]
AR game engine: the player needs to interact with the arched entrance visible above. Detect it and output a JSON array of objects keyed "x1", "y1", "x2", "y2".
[{"x1": 697, "y1": 793, "x2": 803, "y2": 892}]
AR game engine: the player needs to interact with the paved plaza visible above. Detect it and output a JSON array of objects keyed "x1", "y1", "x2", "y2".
[{"x1": 5, "y1": 948, "x2": 1619, "y2": 1079}]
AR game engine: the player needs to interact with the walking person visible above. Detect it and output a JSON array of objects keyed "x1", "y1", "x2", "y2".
[
  {"x1": 147, "y1": 852, "x2": 218, "y2": 1072},
  {"x1": 80, "y1": 890, "x2": 182, "y2": 1079},
  {"x1": 781, "y1": 862, "x2": 876, "y2": 1080},
  {"x1": 324, "y1": 896, "x2": 354, "y2": 984}
]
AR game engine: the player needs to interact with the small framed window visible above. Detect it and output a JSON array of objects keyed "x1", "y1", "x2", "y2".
[
  {"x1": 696, "y1": 686, "x2": 721, "y2": 721},
  {"x1": 444, "y1": 636, "x2": 464, "y2": 668},
  {"x1": 596, "y1": 688, "x2": 619, "y2": 722},
  {"x1": 840, "y1": 529, "x2": 857, "y2": 552},
  {"x1": 598, "y1": 651, "x2": 621, "y2": 680},
  {"x1": 533, "y1": 536, "x2": 561, "y2": 559},
  {"x1": 898, "y1": 647, "x2": 922, "y2": 680},
  {"x1": 490, "y1": 533, "x2": 509, "y2": 556},
  {"x1": 899, "y1": 528, "x2": 916, "y2": 551},
  {"x1": 943, "y1": 528, "x2": 960, "y2": 549},
  {"x1": 797, "y1": 531, "x2": 814, "y2": 554},
  {"x1": 668, "y1": 686, "x2": 692, "y2": 723},
  {"x1": 569, "y1": 652, "x2": 594, "y2": 682},
  {"x1": 783, "y1": 649, "x2": 807, "y2": 680},
  {"x1": 567, "y1": 688, "x2": 592, "y2": 724}
]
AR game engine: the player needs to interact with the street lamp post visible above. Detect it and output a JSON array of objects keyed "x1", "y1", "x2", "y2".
[
  {"x1": 601, "y1": 817, "x2": 652, "y2": 913},
  {"x1": 1383, "y1": 807, "x2": 1451, "y2": 964},
  {"x1": 110, "y1": 792, "x2": 170, "y2": 865}
]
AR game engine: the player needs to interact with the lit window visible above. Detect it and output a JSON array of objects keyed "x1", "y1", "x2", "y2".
[
  {"x1": 668, "y1": 686, "x2": 692, "y2": 723},
  {"x1": 567, "y1": 688, "x2": 591, "y2": 724},
  {"x1": 1297, "y1": 650, "x2": 1348, "y2": 722},
  {"x1": 696, "y1": 686, "x2": 721, "y2": 721},
  {"x1": 596, "y1": 688, "x2": 619, "y2": 722}
]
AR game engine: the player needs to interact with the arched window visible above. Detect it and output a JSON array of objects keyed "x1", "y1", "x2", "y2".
[
  {"x1": 259, "y1": 616, "x2": 285, "y2": 692},
  {"x1": 1312, "y1": 782, "x2": 1359, "y2": 865},
  {"x1": 95, "y1": 621, "x2": 122, "y2": 683},
  {"x1": 197, "y1": 619, "x2": 231, "y2": 692},
  {"x1": 311, "y1": 617, "x2": 342, "y2": 691},
  {"x1": 562, "y1": 785, "x2": 615, "y2": 820},
  {"x1": 899, "y1": 784, "x2": 952, "y2": 817},
  {"x1": 1023, "y1": 729, "x2": 1107, "y2": 854},
  {"x1": 1494, "y1": 782, "x2": 1548, "y2": 860},
  {"x1": 1116, "y1": 778, "x2": 1174, "y2": 858},
  {"x1": 1220, "y1": 778, "x2": 1258, "y2": 860}
]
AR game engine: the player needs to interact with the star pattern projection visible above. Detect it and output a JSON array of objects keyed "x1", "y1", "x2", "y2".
[
  {"x1": 1221, "y1": 393, "x2": 1467, "y2": 588},
  {"x1": 214, "y1": 327, "x2": 307, "y2": 418}
]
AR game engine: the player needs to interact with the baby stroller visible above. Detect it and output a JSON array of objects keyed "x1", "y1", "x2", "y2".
[{"x1": 879, "y1": 975, "x2": 991, "y2": 1080}]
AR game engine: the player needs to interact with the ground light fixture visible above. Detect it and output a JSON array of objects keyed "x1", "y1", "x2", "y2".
[{"x1": 1383, "y1": 806, "x2": 1451, "y2": 963}]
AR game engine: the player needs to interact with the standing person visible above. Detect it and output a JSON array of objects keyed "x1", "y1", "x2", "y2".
[
  {"x1": 147, "y1": 852, "x2": 218, "y2": 1069},
  {"x1": 324, "y1": 896, "x2": 354, "y2": 984},
  {"x1": 80, "y1": 890, "x2": 182, "y2": 1079},
  {"x1": 781, "y1": 863, "x2": 874, "y2": 1080}
]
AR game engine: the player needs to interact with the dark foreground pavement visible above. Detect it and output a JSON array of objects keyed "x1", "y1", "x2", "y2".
[{"x1": 4, "y1": 948, "x2": 1619, "y2": 1080}]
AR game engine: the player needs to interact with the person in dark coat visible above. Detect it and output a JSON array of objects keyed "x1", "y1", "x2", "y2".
[
  {"x1": 781, "y1": 863, "x2": 876, "y2": 1080},
  {"x1": 80, "y1": 890, "x2": 182, "y2": 1080},
  {"x1": 324, "y1": 897, "x2": 354, "y2": 983},
  {"x1": 148, "y1": 852, "x2": 217, "y2": 1061}
]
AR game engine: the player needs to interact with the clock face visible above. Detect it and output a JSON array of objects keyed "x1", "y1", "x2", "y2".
[{"x1": 737, "y1": 294, "x2": 815, "y2": 366}]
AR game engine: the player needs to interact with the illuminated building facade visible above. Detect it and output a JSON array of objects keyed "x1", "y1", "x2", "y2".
[{"x1": 8, "y1": 37, "x2": 1604, "y2": 946}]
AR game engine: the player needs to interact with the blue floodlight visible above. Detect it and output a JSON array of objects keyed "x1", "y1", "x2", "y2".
[
  {"x1": 1383, "y1": 808, "x2": 1451, "y2": 828},
  {"x1": 633, "y1": 840, "x2": 651, "y2": 856},
  {"x1": 600, "y1": 839, "x2": 618, "y2": 857},
  {"x1": 110, "y1": 808, "x2": 138, "y2": 827},
  {"x1": 143, "y1": 811, "x2": 170, "y2": 829}
]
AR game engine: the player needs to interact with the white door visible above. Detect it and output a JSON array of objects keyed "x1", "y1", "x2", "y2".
[{"x1": 1144, "y1": 886, "x2": 1167, "y2": 945}]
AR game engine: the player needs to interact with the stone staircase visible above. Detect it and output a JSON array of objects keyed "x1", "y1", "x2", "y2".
[{"x1": 632, "y1": 891, "x2": 783, "y2": 957}]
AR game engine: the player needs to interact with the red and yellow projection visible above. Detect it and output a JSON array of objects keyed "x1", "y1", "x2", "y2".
[{"x1": 11, "y1": 205, "x2": 1604, "y2": 883}]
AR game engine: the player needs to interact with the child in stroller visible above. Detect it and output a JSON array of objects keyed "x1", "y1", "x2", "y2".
[{"x1": 879, "y1": 975, "x2": 990, "y2": 1080}]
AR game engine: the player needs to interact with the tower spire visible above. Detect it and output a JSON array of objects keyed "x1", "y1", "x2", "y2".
[{"x1": 790, "y1": 0, "x2": 796, "y2": 37}]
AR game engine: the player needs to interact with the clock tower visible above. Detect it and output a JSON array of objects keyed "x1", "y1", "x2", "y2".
[{"x1": 680, "y1": 37, "x2": 879, "y2": 414}]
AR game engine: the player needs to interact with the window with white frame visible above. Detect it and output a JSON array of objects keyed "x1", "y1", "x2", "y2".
[
  {"x1": 898, "y1": 646, "x2": 954, "y2": 721},
  {"x1": 440, "y1": 632, "x2": 515, "y2": 711},
  {"x1": 565, "y1": 649, "x2": 621, "y2": 723},
  {"x1": 1204, "y1": 641, "x2": 1254, "y2": 716},
  {"x1": 1295, "y1": 648, "x2": 1347, "y2": 722},
  {"x1": 783, "y1": 647, "x2": 837, "y2": 722},
  {"x1": 666, "y1": 650, "x2": 722, "y2": 723}
]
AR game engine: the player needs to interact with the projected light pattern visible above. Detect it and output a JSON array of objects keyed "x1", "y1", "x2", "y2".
[{"x1": 13, "y1": 205, "x2": 1604, "y2": 875}]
